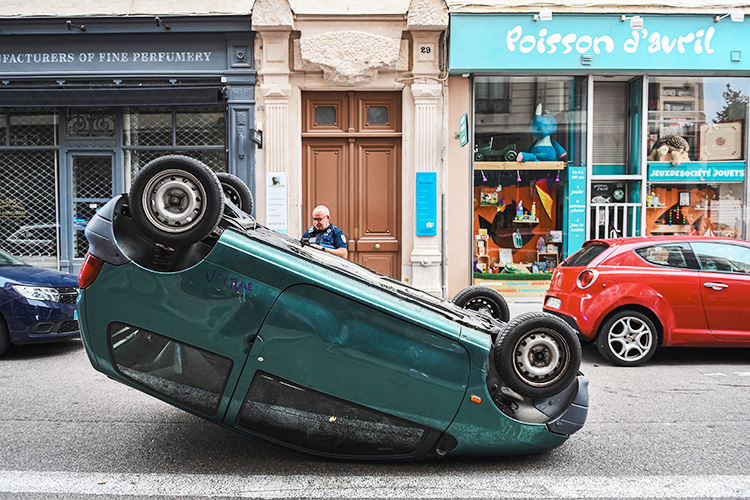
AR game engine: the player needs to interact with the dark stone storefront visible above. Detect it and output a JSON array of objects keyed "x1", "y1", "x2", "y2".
[{"x1": 0, "y1": 16, "x2": 256, "y2": 272}]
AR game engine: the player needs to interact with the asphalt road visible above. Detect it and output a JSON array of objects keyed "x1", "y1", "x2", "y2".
[{"x1": 0, "y1": 310, "x2": 748, "y2": 499}]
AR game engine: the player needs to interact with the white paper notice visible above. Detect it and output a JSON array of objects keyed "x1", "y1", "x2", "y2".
[{"x1": 266, "y1": 172, "x2": 287, "y2": 234}]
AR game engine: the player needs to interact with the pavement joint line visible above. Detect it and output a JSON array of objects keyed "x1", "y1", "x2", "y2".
[{"x1": 0, "y1": 471, "x2": 748, "y2": 498}]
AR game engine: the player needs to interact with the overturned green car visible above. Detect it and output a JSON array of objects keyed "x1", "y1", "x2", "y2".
[{"x1": 77, "y1": 155, "x2": 587, "y2": 459}]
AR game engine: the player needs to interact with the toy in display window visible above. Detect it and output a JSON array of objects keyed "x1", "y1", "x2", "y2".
[
  {"x1": 472, "y1": 101, "x2": 570, "y2": 275},
  {"x1": 516, "y1": 104, "x2": 567, "y2": 163},
  {"x1": 474, "y1": 170, "x2": 561, "y2": 274},
  {"x1": 646, "y1": 185, "x2": 742, "y2": 238}
]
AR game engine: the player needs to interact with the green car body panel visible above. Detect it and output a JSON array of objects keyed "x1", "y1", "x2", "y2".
[{"x1": 77, "y1": 195, "x2": 585, "y2": 459}]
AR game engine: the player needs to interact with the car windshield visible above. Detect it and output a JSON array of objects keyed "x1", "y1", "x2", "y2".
[
  {"x1": 562, "y1": 243, "x2": 609, "y2": 267},
  {"x1": 0, "y1": 248, "x2": 27, "y2": 266}
]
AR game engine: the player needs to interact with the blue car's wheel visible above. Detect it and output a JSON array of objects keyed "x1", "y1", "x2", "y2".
[
  {"x1": 494, "y1": 312, "x2": 581, "y2": 398},
  {"x1": 217, "y1": 172, "x2": 254, "y2": 216},
  {"x1": 129, "y1": 155, "x2": 223, "y2": 247}
]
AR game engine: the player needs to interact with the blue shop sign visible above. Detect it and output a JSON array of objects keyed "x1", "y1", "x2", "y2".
[
  {"x1": 648, "y1": 162, "x2": 746, "y2": 182},
  {"x1": 450, "y1": 14, "x2": 749, "y2": 72},
  {"x1": 416, "y1": 172, "x2": 438, "y2": 236},
  {"x1": 566, "y1": 166, "x2": 587, "y2": 255}
]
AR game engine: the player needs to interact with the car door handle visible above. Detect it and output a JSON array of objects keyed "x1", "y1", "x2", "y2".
[{"x1": 703, "y1": 282, "x2": 729, "y2": 290}]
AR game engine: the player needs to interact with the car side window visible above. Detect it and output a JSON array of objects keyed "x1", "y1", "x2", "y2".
[
  {"x1": 635, "y1": 244, "x2": 689, "y2": 268},
  {"x1": 690, "y1": 242, "x2": 750, "y2": 274}
]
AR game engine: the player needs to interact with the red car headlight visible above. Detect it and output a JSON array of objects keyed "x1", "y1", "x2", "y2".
[{"x1": 576, "y1": 269, "x2": 599, "y2": 289}]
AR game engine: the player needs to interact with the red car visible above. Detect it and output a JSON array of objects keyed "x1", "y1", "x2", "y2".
[{"x1": 543, "y1": 236, "x2": 750, "y2": 366}]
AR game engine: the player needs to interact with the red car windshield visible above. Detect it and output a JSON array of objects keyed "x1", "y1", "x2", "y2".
[{"x1": 562, "y1": 243, "x2": 609, "y2": 267}]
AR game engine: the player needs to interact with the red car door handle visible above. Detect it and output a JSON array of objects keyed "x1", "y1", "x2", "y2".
[{"x1": 703, "y1": 282, "x2": 729, "y2": 290}]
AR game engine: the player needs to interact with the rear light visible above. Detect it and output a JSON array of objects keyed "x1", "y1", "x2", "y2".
[
  {"x1": 78, "y1": 253, "x2": 105, "y2": 289},
  {"x1": 576, "y1": 269, "x2": 599, "y2": 289}
]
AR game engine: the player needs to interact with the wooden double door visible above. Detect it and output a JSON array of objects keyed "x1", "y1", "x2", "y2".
[{"x1": 302, "y1": 92, "x2": 402, "y2": 279}]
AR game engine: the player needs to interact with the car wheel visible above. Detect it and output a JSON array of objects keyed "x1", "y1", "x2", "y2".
[
  {"x1": 0, "y1": 316, "x2": 10, "y2": 357},
  {"x1": 452, "y1": 285, "x2": 510, "y2": 322},
  {"x1": 596, "y1": 310, "x2": 658, "y2": 367},
  {"x1": 494, "y1": 312, "x2": 581, "y2": 398},
  {"x1": 217, "y1": 172, "x2": 254, "y2": 215},
  {"x1": 129, "y1": 155, "x2": 223, "y2": 247}
]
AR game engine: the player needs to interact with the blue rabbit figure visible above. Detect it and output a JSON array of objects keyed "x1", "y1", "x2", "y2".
[{"x1": 517, "y1": 103, "x2": 567, "y2": 162}]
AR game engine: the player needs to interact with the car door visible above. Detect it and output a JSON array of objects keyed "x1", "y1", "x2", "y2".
[
  {"x1": 691, "y1": 241, "x2": 750, "y2": 342},
  {"x1": 225, "y1": 284, "x2": 469, "y2": 458}
]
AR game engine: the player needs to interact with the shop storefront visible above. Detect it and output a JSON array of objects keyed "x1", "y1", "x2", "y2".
[
  {"x1": 449, "y1": 11, "x2": 749, "y2": 293},
  {"x1": 0, "y1": 16, "x2": 255, "y2": 272}
]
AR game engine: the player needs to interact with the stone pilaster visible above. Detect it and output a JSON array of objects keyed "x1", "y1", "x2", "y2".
[{"x1": 409, "y1": 82, "x2": 443, "y2": 295}]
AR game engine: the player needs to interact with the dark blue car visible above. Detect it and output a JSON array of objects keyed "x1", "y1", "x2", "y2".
[{"x1": 0, "y1": 249, "x2": 79, "y2": 356}]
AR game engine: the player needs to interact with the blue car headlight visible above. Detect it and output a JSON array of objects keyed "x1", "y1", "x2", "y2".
[{"x1": 12, "y1": 285, "x2": 61, "y2": 303}]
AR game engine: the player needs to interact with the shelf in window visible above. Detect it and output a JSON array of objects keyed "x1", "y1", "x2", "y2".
[
  {"x1": 474, "y1": 161, "x2": 566, "y2": 171},
  {"x1": 650, "y1": 224, "x2": 692, "y2": 234}
]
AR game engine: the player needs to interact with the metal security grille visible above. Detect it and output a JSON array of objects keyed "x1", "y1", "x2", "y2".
[
  {"x1": 1, "y1": 104, "x2": 227, "y2": 271},
  {"x1": 72, "y1": 155, "x2": 112, "y2": 259},
  {"x1": 123, "y1": 106, "x2": 227, "y2": 185},
  {"x1": 0, "y1": 109, "x2": 59, "y2": 268}
]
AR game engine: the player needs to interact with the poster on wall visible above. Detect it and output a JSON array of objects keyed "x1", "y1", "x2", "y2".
[
  {"x1": 416, "y1": 172, "x2": 437, "y2": 236},
  {"x1": 567, "y1": 166, "x2": 587, "y2": 254},
  {"x1": 266, "y1": 172, "x2": 287, "y2": 234}
]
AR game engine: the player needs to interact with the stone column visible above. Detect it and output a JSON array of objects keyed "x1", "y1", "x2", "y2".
[{"x1": 409, "y1": 82, "x2": 443, "y2": 295}]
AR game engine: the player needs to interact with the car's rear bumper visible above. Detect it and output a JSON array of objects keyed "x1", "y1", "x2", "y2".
[
  {"x1": 546, "y1": 376, "x2": 589, "y2": 436},
  {"x1": 544, "y1": 308, "x2": 585, "y2": 337}
]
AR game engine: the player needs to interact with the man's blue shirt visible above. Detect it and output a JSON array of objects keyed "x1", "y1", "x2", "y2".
[{"x1": 302, "y1": 224, "x2": 348, "y2": 250}]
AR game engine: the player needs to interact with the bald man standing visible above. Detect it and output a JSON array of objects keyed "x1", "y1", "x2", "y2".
[{"x1": 301, "y1": 205, "x2": 348, "y2": 258}]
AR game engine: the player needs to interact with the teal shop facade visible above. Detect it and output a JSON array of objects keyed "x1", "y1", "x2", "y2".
[
  {"x1": 0, "y1": 16, "x2": 255, "y2": 272},
  {"x1": 450, "y1": 12, "x2": 750, "y2": 275}
]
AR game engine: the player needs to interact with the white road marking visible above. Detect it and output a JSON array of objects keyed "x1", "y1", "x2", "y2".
[
  {"x1": 0, "y1": 471, "x2": 749, "y2": 498},
  {"x1": 704, "y1": 372, "x2": 727, "y2": 376}
]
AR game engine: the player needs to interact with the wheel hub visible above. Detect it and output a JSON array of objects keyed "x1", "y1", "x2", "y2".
[
  {"x1": 142, "y1": 170, "x2": 206, "y2": 233},
  {"x1": 608, "y1": 317, "x2": 652, "y2": 362},
  {"x1": 513, "y1": 330, "x2": 569, "y2": 387}
]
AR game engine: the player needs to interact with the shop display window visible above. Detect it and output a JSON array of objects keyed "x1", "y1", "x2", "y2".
[
  {"x1": 647, "y1": 77, "x2": 748, "y2": 239},
  {"x1": 648, "y1": 77, "x2": 749, "y2": 162},
  {"x1": 473, "y1": 76, "x2": 587, "y2": 278},
  {"x1": 646, "y1": 183, "x2": 743, "y2": 238}
]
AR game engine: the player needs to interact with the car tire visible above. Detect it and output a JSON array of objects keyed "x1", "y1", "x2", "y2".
[
  {"x1": 129, "y1": 155, "x2": 223, "y2": 247},
  {"x1": 217, "y1": 172, "x2": 254, "y2": 216},
  {"x1": 0, "y1": 316, "x2": 10, "y2": 357},
  {"x1": 494, "y1": 312, "x2": 581, "y2": 398},
  {"x1": 596, "y1": 310, "x2": 658, "y2": 367},
  {"x1": 452, "y1": 285, "x2": 510, "y2": 322}
]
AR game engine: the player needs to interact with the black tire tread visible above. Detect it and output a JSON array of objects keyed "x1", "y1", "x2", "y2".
[
  {"x1": 494, "y1": 311, "x2": 581, "y2": 398},
  {"x1": 452, "y1": 285, "x2": 510, "y2": 322},
  {"x1": 217, "y1": 172, "x2": 254, "y2": 215}
]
